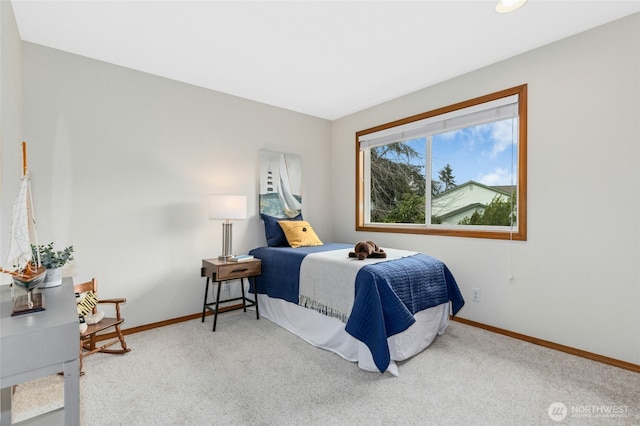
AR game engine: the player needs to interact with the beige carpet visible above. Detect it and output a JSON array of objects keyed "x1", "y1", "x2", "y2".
[{"x1": 9, "y1": 311, "x2": 640, "y2": 425}]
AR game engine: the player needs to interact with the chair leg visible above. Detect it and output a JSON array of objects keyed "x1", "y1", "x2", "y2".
[
  {"x1": 116, "y1": 324, "x2": 129, "y2": 352},
  {"x1": 79, "y1": 340, "x2": 83, "y2": 373},
  {"x1": 97, "y1": 325, "x2": 131, "y2": 354}
]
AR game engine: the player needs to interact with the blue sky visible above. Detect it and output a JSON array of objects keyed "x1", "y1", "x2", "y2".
[{"x1": 405, "y1": 118, "x2": 518, "y2": 186}]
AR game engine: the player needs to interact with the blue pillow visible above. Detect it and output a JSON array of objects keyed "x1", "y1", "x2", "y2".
[{"x1": 261, "y1": 213, "x2": 303, "y2": 247}]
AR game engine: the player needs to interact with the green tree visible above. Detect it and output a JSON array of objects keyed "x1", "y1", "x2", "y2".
[
  {"x1": 459, "y1": 194, "x2": 516, "y2": 226},
  {"x1": 432, "y1": 164, "x2": 457, "y2": 196},
  {"x1": 383, "y1": 193, "x2": 425, "y2": 223},
  {"x1": 438, "y1": 164, "x2": 456, "y2": 192},
  {"x1": 370, "y1": 143, "x2": 425, "y2": 223}
]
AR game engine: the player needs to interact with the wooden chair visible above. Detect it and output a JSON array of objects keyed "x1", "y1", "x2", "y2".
[{"x1": 75, "y1": 278, "x2": 131, "y2": 372}]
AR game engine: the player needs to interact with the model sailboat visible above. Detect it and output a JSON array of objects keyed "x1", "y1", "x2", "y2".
[{"x1": 1, "y1": 142, "x2": 46, "y2": 314}]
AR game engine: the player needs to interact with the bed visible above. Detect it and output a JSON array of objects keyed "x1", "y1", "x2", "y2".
[
  {"x1": 248, "y1": 241, "x2": 464, "y2": 375},
  {"x1": 254, "y1": 151, "x2": 463, "y2": 374}
]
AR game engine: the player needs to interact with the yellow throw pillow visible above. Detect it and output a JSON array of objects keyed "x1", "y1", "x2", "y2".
[{"x1": 278, "y1": 220, "x2": 323, "y2": 248}]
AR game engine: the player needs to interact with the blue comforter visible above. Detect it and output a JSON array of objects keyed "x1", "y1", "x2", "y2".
[{"x1": 249, "y1": 244, "x2": 464, "y2": 372}]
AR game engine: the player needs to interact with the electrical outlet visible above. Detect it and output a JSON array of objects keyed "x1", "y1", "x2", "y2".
[{"x1": 472, "y1": 288, "x2": 481, "y2": 302}]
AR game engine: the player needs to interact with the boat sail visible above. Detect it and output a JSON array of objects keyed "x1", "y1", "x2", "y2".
[
  {"x1": 1, "y1": 142, "x2": 46, "y2": 313},
  {"x1": 277, "y1": 153, "x2": 302, "y2": 217}
]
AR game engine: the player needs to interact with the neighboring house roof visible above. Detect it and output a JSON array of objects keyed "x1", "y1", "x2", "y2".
[
  {"x1": 490, "y1": 185, "x2": 516, "y2": 195},
  {"x1": 432, "y1": 180, "x2": 514, "y2": 224},
  {"x1": 435, "y1": 180, "x2": 513, "y2": 198},
  {"x1": 438, "y1": 202, "x2": 485, "y2": 223}
]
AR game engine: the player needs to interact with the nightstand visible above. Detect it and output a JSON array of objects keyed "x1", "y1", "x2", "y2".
[{"x1": 200, "y1": 258, "x2": 261, "y2": 331}]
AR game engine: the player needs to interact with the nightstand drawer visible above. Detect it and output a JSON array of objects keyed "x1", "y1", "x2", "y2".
[{"x1": 216, "y1": 261, "x2": 261, "y2": 281}]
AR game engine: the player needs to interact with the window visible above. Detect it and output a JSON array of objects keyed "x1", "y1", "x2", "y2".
[{"x1": 356, "y1": 85, "x2": 527, "y2": 240}]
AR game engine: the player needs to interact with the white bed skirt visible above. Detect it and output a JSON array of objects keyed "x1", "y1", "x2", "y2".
[{"x1": 255, "y1": 292, "x2": 450, "y2": 376}]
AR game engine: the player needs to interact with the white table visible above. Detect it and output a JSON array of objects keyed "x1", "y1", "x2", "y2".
[{"x1": 1, "y1": 278, "x2": 80, "y2": 425}]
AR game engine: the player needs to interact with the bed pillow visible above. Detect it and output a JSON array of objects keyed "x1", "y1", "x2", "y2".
[
  {"x1": 277, "y1": 220, "x2": 323, "y2": 248},
  {"x1": 261, "y1": 213, "x2": 303, "y2": 247}
]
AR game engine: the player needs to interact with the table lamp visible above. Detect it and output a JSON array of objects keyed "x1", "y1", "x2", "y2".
[{"x1": 209, "y1": 195, "x2": 247, "y2": 260}]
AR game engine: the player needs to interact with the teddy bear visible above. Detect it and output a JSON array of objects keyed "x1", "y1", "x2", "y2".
[{"x1": 348, "y1": 240, "x2": 387, "y2": 260}]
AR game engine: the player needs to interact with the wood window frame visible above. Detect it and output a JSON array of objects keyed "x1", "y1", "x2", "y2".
[{"x1": 355, "y1": 84, "x2": 527, "y2": 240}]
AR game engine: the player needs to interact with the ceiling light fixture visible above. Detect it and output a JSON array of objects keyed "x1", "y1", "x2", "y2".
[{"x1": 495, "y1": 0, "x2": 527, "y2": 14}]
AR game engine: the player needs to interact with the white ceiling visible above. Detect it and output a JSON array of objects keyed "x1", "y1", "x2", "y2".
[{"x1": 10, "y1": 1, "x2": 640, "y2": 120}]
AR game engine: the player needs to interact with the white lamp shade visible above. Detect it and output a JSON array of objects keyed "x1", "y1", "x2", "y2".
[{"x1": 209, "y1": 195, "x2": 247, "y2": 220}]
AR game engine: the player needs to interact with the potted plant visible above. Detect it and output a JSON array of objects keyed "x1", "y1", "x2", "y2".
[{"x1": 31, "y1": 243, "x2": 74, "y2": 288}]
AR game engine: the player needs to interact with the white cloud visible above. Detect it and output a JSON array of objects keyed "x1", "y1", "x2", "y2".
[
  {"x1": 478, "y1": 167, "x2": 514, "y2": 186},
  {"x1": 486, "y1": 120, "x2": 517, "y2": 158}
]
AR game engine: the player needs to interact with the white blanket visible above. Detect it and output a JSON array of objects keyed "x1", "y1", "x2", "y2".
[{"x1": 298, "y1": 248, "x2": 417, "y2": 323}]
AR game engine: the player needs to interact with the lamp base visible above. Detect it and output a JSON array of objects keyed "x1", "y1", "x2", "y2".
[{"x1": 219, "y1": 222, "x2": 234, "y2": 261}]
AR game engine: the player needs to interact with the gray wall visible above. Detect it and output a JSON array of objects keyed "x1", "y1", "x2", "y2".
[
  {"x1": 7, "y1": 42, "x2": 332, "y2": 329},
  {"x1": 1, "y1": 1, "x2": 23, "y2": 245},
  {"x1": 331, "y1": 14, "x2": 640, "y2": 365}
]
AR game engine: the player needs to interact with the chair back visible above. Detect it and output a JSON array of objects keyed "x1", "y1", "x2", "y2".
[{"x1": 74, "y1": 278, "x2": 98, "y2": 315}]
